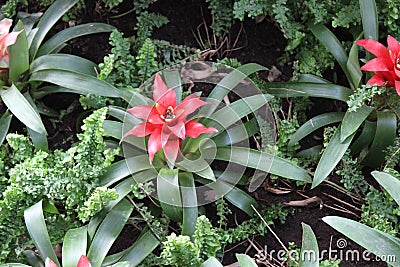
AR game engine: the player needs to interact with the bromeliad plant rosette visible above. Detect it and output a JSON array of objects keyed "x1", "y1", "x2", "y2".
[
  {"x1": 123, "y1": 73, "x2": 218, "y2": 166},
  {"x1": 0, "y1": 0, "x2": 122, "y2": 149},
  {"x1": 100, "y1": 62, "x2": 311, "y2": 236}
]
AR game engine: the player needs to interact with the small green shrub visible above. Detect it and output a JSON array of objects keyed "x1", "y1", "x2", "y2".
[{"x1": 0, "y1": 108, "x2": 118, "y2": 262}]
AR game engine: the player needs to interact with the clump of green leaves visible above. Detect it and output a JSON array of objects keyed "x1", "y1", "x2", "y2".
[
  {"x1": 78, "y1": 187, "x2": 118, "y2": 222},
  {"x1": 134, "y1": 11, "x2": 169, "y2": 50},
  {"x1": 335, "y1": 150, "x2": 368, "y2": 196},
  {"x1": 0, "y1": 108, "x2": 118, "y2": 261},
  {"x1": 161, "y1": 233, "x2": 200, "y2": 267},
  {"x1": 347, "y1": 84, "x2": 385, "y2": 112},
  {"x1": 205, "y1": 0, "x2": 234, "y2": 38},
  {"x1": 361, "y1": 186, "x2": 400, "y2": 235}
]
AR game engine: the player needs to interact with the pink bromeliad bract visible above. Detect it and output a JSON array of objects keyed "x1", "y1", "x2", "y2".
[
  {"x1": 0, "y1": 19, "x2": 21, "y2": 70},
  {"x1": 356, "y1": 35, "x2": 400, "y2": 95},
  {"x1": 45, "y1": 255, "x2": 91, "y2": 267},
  {"x1": 124, "y1": 73, "x2": 218, "y2": 164}
]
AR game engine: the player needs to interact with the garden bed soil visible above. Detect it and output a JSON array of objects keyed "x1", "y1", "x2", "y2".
[{"x1": 19, "y1": 0, "x2": 387, "y2": 266}]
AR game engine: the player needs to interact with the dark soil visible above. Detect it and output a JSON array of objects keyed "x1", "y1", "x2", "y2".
[{"x1": 17, "y1": 0, "x2": 388, "y2": 266}]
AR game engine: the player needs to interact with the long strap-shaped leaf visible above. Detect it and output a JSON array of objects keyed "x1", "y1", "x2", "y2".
[
  {"x1": 29, "y1": 69, "x2": 122, "y2": 97},
  {"x1": 118, "y1": 229, "x2": 160, "y2": 266},
  {"x1": 30, "y1": 54, "x2": 97, "y2": 76},
  {"x1": 362, "y1": 111, "x2": 396, "y2": 168},
  {"x1": 24, "y1": 200, "x2": 60, "y2": 266},
  {"x1": 211, "y1": 117, "x2": 259, "y2": 147},
  {"x1": 205, "y1": 146, "x2": 311, "y2": 183},
  {"x1": 0, "y1": 84, "x2": 46, "y2": 135},
  {"x1": 207, "y1": 94, "x2": 273, "y2": 130},
  {"x1": 371, "y1": 171, "x2": 400, "y2": 206},
  {"x1": 299, "y1": 223, "x2": 319, "y2": 267},
  {"x1": 359, "y1": 0, "x2": 378, "y2": 40},
  {"x1": 201, "y1": 179, "x2": 258, "y2": 216},
  {"x1": 349, "y1": 120, "x2": 376, "y2": 155},
  {"x1": 8, "y1": 21, "x2": 29, "y2": 83},
  {"x1": 88, "y1": 178, "x2": 136, "y2": 239},
  {"x1": 0, "y1": 112, "x2": 12, "y2": 145},
  {"x1": 62, "y1": 226, "x2": 88, "y2": 267},
  {"x1": 289, "y1": 112, "x2": 345, "y2": 147},
  {"x1": 313, "y1": 127, "x2": 355, "y2": 188},
  {"x1": 179, "y1": 172, "x2": 198, "y2": 237},
  {"x1": 87, "y1": 198, "x2": 133, "y2": 267},
  {"x1": 202, "y1": 63, "x2": 268, "y2": 116},
  {"x1": 157, "y1": 168, "x2": 182, "y2": 222},
  {"x1": 340, "y1": 105, "x2": 374, "y2": 142},
  {"x1": 309, "y1": 24, "x2": 358, "y2": 89},
  {"x1": 29, "y1": 0, "x2": 78, "y2": 60},
  {"x1": 266, "y1": 82, "x2": 352, "y2": 101},
  {"x1": 323, "y1": 216, "x2": 400, "y2": 267},
  {"x1": 200, "y1": 257, "x2": 223, "y2": 267},
  {"x1": 163, "y1": 70, "x2": 182, "y2": 103},
  {"x1": 100, "y1": 156, "x2": 155, "y2": 186},
  {"x1": 36, "y1": 23, "x2": 116, "y2": 56}
]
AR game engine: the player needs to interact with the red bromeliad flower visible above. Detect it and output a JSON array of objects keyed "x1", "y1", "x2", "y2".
[
  {"x1": 356, "y1": 35, "x2": 400, "y2": 95},
  {"x1": 0, "y1": 19, "x2": 21, "y2": 71},
  {"x1": 124, "y1": 73, "x2": 218, "y2": 164},
  {"x1": 45, "y1": 255, "x2": 91, "y2": 267}
]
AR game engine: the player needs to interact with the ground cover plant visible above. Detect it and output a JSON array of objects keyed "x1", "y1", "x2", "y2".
[{"x1": 1, "y1": 0, "x2": 400, "y2": 266}]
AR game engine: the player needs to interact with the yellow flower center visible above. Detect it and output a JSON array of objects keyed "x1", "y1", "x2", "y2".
[
  {"x1": 396, "y1": 57, "x2": 400, "y2": 70},
  {"x1": 160, "y1": 106, "x2": 175, "y2": 122}
]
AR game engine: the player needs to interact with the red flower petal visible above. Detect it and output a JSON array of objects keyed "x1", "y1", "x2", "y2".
[
  {"x1": 157, "y1": 88, "x2": 176, "y2": 108},
  {"x1": 185, "y1": 120, "x2": 218, "y2": 138},
  {"x1": 163, "y1": 136, "x2": 180, "y2": 165},
  {"x1": 153, "y1": 73, "x2": 169, "y2": 103},
  {"x1": 128, "y1": 105, "x2": 163, "y2": 124},
  {"x1": 356, "y1": 39, "x2": 390, "y2": 59},
  {"x1": 45, "y1": 258, "x2": 58, "y2": 267},
  {"x1": 123, "y1": 122, "x2": 158, "y2": 138},
  {"x1": 148, "y1": 127, "x2": 163, "y2": 164},
  {"x1": 360, "y1": 57, "x2": 392, "y2": 72},
  {"x1": 366, "y1": 73, "x2": 387, "y2": 86},
  {"x1": 387, "y1": 35, "x2": 400, "y2": 62},
  {"x1": 395, "y1": 80, "x2": 400, "y2": 96},
  {"x1": 167, "y1": 120, "x2": 186, "y2": 139},
  {"x1": 0, "y1": 31, "x2": 21, "y2": 57},
  {"x1": 175, "y1": 97, "x2": 210, "y2": 120},
  {"x1": 77, "y1": 255, "x2": 92, "y2": 267}
]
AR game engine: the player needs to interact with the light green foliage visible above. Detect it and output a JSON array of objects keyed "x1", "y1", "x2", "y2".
[
  {"x1": 103, "y1": 0, "x2": 124, "y2": 8},
  {"x1": 233, "y1": 0, "x2": 268, "y2": 19},
  {"x1": 276, "y1": 118, "x2": 299, "y2": 156},
  {"x1": 134, "y1": 11, "x2": 169, "y2": 50},
  {"x1": 133, "y1": 0, "x2": 157, "y2": 14},
  {"x1": 335, "y1": 150, "x2": 368, "y2": 196},
  {"x1": 380, "y1": 0, "x2": 400, "y2": 37},
  {"x1": 219, "y1": 205, "x2": 289, "y2": 244},
  {"x1": 384, "y1": 137, "x2": 400, "y2": 169},
  {"x1": 195, "y1": 215, "x2": 221, "y2": 261},
  {"x1": 293, "y1": 41, "x2": 335, "y2": 77},
  {"x1": 231, "y1": 0, "x2": 400, "y2": 75},
  {"x1": 37, "y1": 0, "x2": 85, "y2": 22},
  {"x1": 347, "y1": 84, "x2": 385, "y2": 112},
  {"x1": 216, "y1": 197, "x2": 232, "y2": 229},
  {"x1": 154, "y1": 40, "x2": 200, "y2": 69},
  {"x1": 363, "y1": 186, "x2": 400, "y2": 227},
  {"x1": 323, "y1": 126, "x2": 336, "y2": 148},
  {"x1": 0, "y1": 108, "x2": 118, "y2": 262},
  {"x1": 205, "y1": 0, "x2": 234, "y2": 38},
  {"x1": 78, "y1": 187, "x2": 118, "y2": 222},
  {"x1": 361, "y1": 208, "x2": 398, "y2": 236},
  {"x1": 319, "y1": 259, "x2": 341, "y2": 267},
  {"x1": 331, "y1": 1, "x2": 360, "y2": 28},
  {"x1": 130, "y1": 181, "x2": 169, "y2": 240},
  {"x1": 136, "y1": 38, "x2": 159, "y2": 80},
  {"x1": 1, "y1": 0, "x2": 20, "y2": 18},
  {"x1": 160, "y1": 233, "x2": 200, "y2": 267}
]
